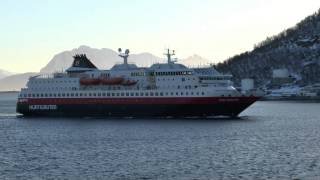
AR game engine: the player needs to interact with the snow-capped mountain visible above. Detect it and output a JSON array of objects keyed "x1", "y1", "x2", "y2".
[
  {"x1": 40, "y1": 46, "x2": 163, "y2": 73},
  {"x1": 40, "y1": 46, "x2": 212, "y2": 73}
]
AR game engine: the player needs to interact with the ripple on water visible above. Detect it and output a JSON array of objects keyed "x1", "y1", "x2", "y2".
[{"x1": 0, "y1": 94, "x2": 320, "y2": 179}]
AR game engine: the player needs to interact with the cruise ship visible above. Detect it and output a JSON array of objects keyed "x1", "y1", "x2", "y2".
[{"x1": 17, "y1": 49, "x2": 259, "y2": 117}]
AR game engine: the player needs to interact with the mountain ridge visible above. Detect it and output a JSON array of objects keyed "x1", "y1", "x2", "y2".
[{"x1": 40, "y1": 46, "x2": 211, "y2": 73}]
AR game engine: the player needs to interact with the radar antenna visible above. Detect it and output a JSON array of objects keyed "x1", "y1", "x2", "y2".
[
  {"x1": 118, "y1": 48, "x2": 130, "y2": 65},
  {"x1": 164, "y1": 49, "x2": 177, "y2": 64}
]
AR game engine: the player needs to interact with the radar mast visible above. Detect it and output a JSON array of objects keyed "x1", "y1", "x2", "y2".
[
  {"x1": 164, "y1": 49, "x2": 177, "y2": 64},
  {"x1": 118, "y1": 48, "x2": 130, "y2": 65}
]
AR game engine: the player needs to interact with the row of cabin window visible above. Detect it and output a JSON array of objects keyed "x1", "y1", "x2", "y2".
[
  {"x1": 199, "y1": 77, "x2": 227, "y2": 81},
  {"x1": 155, "y1": 71, "x2": 193, "y2": 76},
  {"x1": 131, "y1": 71, "x2": 193, "y2": 77},
  {"x1": 30, "y1": 87, "x2": 77, "y2": 90},
  {"x1": 22, "y1": 91, "x2": 206, "y2": 98},
  {"x1": 156, "y1": 77, "x2": 196, "y2": 81},
  {"x1": 31, "y1": 80, "x2": 78, "y2": 84}
]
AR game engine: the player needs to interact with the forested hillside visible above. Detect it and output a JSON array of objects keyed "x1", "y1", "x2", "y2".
[{"x1": 215, "y1": 9, "x2": 320, "y2": 87}]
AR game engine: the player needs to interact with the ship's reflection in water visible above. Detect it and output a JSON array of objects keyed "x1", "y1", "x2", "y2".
[{"x1": 0, "y1": 92, "x2": 320, "y2": 179}]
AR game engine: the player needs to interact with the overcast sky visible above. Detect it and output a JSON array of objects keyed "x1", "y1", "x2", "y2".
[{"x1": 1, "y1": 0, "x2": 319, "y2": 73}]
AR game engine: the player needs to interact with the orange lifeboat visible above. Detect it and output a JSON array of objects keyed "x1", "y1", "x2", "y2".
[
  {"x1": 100, "y1": 77, "x2": 124, "y2": 85},
  {"x1": 80, "y1": 78, "x2": 101, "y2": 85},
  {"x1": 122, "y1": 80, "x2": 138, "y2": 86}
]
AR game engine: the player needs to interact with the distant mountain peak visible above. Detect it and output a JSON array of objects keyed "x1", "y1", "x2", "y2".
[{"x1": 39, "y1": 46, "x2": 215, "y2": 73}]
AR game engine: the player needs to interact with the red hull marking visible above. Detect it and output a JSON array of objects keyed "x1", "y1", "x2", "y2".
[{"x1": 18, "y1": 97, "x2": 259, "y2": 105}]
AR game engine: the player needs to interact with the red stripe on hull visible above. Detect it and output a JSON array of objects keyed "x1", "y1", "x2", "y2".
[{"x1": 18, "y1": 97, "x2": 259, "y2": 105}]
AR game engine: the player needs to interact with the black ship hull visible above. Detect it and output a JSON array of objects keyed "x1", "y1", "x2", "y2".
[{"x1": 16, "y1": 97, "x2": 259, "y2": 117}]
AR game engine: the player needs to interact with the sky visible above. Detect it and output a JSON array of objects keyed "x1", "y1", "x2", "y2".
[{"x1": 0, "y1": 0, "x2": 319, "y2": 73}]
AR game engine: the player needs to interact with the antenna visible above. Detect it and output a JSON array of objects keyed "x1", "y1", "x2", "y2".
[{"x1": 164, "y1": 49, "x2": 176, "y2": 64}]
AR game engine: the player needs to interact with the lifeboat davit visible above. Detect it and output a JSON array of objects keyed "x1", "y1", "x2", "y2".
[
  {"x1": 80, "y1": 78, "x2": 101, "y2": 85},
  {"x1": 100, "y1": 77, "x2": 124, "y2": 85},
  {"x1": 122, "y1": 80, "x2": 138, "y2": 86}
]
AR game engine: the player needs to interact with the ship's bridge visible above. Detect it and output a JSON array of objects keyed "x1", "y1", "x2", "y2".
[
  {"x1": 111, "y1": 63, "x2": 138, "y2": 71},
  {"x1": 149, "y1": 63, "x2": 188, "y2": 70}
]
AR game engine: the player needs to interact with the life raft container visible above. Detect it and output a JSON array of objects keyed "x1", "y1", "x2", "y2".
[
  {"x1": 100, "y1": 77, "x2": 124, "y2": 85},
  {"x1": 80, "y1": 78, "x2": 101, "y2": 85}
]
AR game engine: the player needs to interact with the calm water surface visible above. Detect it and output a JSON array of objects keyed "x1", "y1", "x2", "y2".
[{"x1": 0, "y1": 92, "x2": 320, "y2": 179}]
